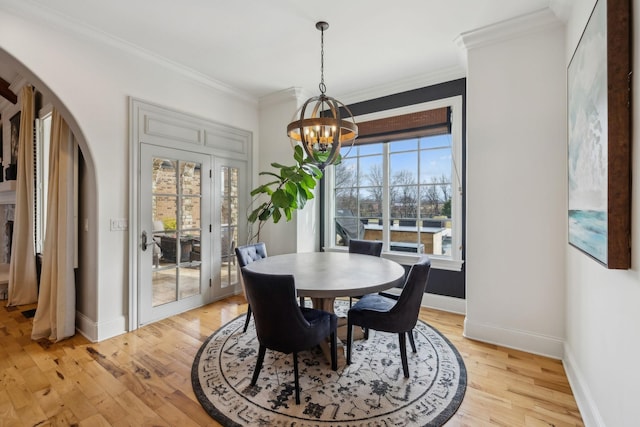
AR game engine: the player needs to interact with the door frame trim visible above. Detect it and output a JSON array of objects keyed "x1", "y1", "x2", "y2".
[{"x1": 129, "y1": 97, "x2": 252, "y2": 330}]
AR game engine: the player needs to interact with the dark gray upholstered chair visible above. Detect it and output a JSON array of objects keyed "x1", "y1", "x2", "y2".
[
  {"x1": 242, "y1": 268, "x2": 338, "y2": 404},
  {"x1": 348, "y1": 239, "x2": 383, "y2": 307},
  {"x1": 346, "y1": 255, "x2": 431, "y2": 378},
  {"x1": 348, "y1": 239, "x2": 383, "y2": 257},
  {"x1": 235, "y1": 242, "x2": 268, "y2": 333}
]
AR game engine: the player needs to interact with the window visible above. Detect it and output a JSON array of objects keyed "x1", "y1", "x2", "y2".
[
  {"x1": 325, "y1": 96, "x2": 463, "y2": 271},
  {"x1": 35, "y1": 108, "x2": 52, "y2": 254}
]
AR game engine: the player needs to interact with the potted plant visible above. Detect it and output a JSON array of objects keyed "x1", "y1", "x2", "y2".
[{"x1": 247, "y1": 146, "x2": 323, "y2": 242}]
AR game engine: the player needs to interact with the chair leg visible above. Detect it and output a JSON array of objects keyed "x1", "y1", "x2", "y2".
[
  {"x1": 243, "y1": 305, "x2": 252, "y2": 333},
  {"x1": 330, "y1": 330, "x2": 337, "y2": 371},
  {"x1": 349, "y1": 297, "x2": 353, "y2": 307},
  {"x1": 407, "y1": 329, "x2": 417, "y2": 353},
  {"x1": 293, "y1": 352, "x2": 300, "y2": 404},
  {"x1": 346, "y1": 320, "x2": 353, "y2": 365},
  {"x1": 398, "y1": 333, "x2": 409, "y2": 378},
  {"x1": 299, "y1": 296, "x2": 305, "y2": 307},
  {"x1": 364, "y1": 327, "x2": 369, "y2": 340},
  {"x1": 251, "y1": 345, "x2": 266, "y2": 385}
]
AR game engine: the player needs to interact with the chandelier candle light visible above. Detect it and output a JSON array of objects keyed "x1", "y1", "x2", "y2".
[{"x1": 286, "y1": 21, "x2": 358, "y2": 170}]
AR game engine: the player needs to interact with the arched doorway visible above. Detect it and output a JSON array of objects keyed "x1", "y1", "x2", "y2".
[{"x1": 0, "y1": 48, "x2": 98, "y2": 337}]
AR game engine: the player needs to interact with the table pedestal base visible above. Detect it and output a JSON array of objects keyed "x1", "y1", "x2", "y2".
[{"x1": 309, "y1": 296, "x2": 365, "y2": 367}]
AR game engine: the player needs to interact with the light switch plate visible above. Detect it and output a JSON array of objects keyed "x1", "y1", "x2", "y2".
[{"x1": 110, "y1": 218, "x2": 128, "y2": 231}]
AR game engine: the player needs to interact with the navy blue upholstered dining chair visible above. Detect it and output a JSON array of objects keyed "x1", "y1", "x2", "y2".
[
  {"x1": 235, "y1": 242, "x2": 268, "y2": 333},
  {"x1": 242, "y1": 268, "x2": 338, "y2": 404},
  {"x1": 346, "y1": 255, "x2": 431, "y2": 378},
  {"x1": 347, "y1": 239, "x2": 383, "y2": 307}
]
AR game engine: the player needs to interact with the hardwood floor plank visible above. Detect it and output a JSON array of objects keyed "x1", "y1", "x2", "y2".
[
  {"x1": 79, "y1": 413, "x2": 114, "y2": 427},
  {"x1": 88, "y1": 391, "x2": 129, "y2": 425},
  {"x1": 31, "y1": 384, "x2": 64, "y2": 419},
  {"x1": 0, "y1": 297, "x2": 583, "y2": 426}
]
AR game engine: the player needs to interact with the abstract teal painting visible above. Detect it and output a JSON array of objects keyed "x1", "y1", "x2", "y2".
[
  {"x1": 568, "y1": 0, "x2": 631, "y2": 269},
  {"x1": 568, "y1": 0, "x2": 607, "y2": 264}
]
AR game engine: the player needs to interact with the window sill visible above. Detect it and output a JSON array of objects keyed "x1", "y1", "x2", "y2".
[{"x1": 323, "y1": 246, "x2": 464, "y2": 272}]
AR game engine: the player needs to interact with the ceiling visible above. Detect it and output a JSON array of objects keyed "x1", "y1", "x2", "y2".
[{"x1": 2, "y1": 0, "x2": 570, "y2": 100}]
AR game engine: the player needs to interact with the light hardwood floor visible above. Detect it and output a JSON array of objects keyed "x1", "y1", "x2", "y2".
[{"x1": 0, "y1": 297, "x2": 583, "y2": 426}]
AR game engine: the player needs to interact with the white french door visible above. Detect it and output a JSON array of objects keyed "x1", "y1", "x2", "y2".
[
  {"x1": 139, "y1": 144, "x2": 212, "y2": 325},
  {"x1": 212, "y1": 157, "x2": 245, "y2": 299},
  {"x1": 130, "y1": 98, "x2": 252, "y2": 328}
]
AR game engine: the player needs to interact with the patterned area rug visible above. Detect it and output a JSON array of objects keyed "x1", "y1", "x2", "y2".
[{"x1": 192, "y1": 301, "x2": 466, "y2": 426}]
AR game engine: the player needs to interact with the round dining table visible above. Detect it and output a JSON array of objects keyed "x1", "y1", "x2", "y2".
[
  {"x1": 241, "y1": 251, "x2": 406, "y2": 365},
  {"x1": 241, "y1": 251, "x2": 406, "y2": 313}
]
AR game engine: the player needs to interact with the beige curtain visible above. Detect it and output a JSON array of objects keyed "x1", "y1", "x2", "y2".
[
  {"x1": 7, "y1": 85, "x2": 38, "y2": 306},
  {"x1": 31, "y1": 109, "x2": 76, "y2": 341}
]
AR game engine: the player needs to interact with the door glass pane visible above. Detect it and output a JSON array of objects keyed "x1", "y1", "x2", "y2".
[
  {"x1": 180, "y1": 161, "x2": 201, "y2": 195},
  {"x1": 178, "y1": 232, "x2": 202, "y2": 299},
  {"x1": 220, "y1": 166, "x2": 239, "y2": 289},
  {"x1": 153, "y1": 158, "x2": 177, "y2": 194},
  {"x1": 181, "y1": 196, "x2": 201, "y2": 231},
  {"x1": 152, "y1": 269, "x2": 177, "y2": 306},
  {"x1": 151, "y1": 157, "x2": 202, "y2": 307}
]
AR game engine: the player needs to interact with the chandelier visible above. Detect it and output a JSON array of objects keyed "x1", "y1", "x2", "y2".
[{"x1": 286, "y1": 21, "x2": 358, "y2": 170}]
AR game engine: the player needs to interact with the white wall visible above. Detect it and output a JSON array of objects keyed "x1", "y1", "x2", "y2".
[
  {"x1": 563, "y1": 2, "x2": 640, "y2": 426},
  {"x1": 0, "y1": 5, "x2": 259, "y2": 340},
  {"x1": 257, "y1": 88, "x2": 320, "y2": 255},
  {"x1": 462, "y1": 10, "x2": 567, "y2": 358}
]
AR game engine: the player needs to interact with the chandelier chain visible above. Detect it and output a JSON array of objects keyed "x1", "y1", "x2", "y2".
[{"x1": 319, "y1": 25, "x2": 326, "y2": 94}]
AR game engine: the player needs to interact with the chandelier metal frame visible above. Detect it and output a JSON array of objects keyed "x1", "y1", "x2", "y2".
[{"x1": 286, "y1": 21, "x2": 358, "y2": 170}]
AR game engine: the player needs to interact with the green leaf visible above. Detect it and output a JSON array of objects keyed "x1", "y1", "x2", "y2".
[
  {"x1": 258, "y1": 206, "x2": 274, "y2": 221},
  {"x1": 280, "y1": 168, "x2": 295, "y2": 180},
  {"x1": 248, "y1": 202, "x2": 268, "y2": 223},
  {"x1": 300, "y1": 172, "x2": 317, "y2": 189},
  {"x1": 272, "y1": 189, "x2": 293, "y2": 208},
  {"x1": 287, "y1": 172, "x2": 303, "y2": 183},
  {"x1": 296, "y1": 183, "x2": 308, "y2": 208},
  {"x1": 313, "y1": 151, "x2": 330, "y2": 163},
  {"x1": 293, "y1": 145, "x2": 305, "y2": 164},
  {"x1": 270, "y1": 162, "x2": 291, "y2": 169},
  {"x1": 284, "y1": 207, "x2": 292, "y2": 221},
  {"x1": 250, "y1": 182, "x2": 278, "y2": 196},
  {"x1": 258, "y1": 172, "x2": 281, "y2": 180},
  {"x1": 272, "y1": 208, "x2": 282, "y2": 223},
  {"x1": 285, "y1": 181, "x2": 298, "y2": 197},
  {"x1": 299, "y1": 182, "x2": 314, "y2": 200},
  {"x1": 302, "y1": 162, "x2": 323, "y2": 179}
]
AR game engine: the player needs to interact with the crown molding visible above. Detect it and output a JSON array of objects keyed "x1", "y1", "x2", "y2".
[
  {"x1": 456, "y1": 8, "x2": 562, "y2": 51},
  {"x1": 258, "y1": 87, "x2": 313, "y2": 109},
  {"x1": 337, "y1": 65, "x2": 466, "y2": 106},
  {"x1": 1, "y1": 0, "x2": 258, "y2": 105},
  {"x1": 548, "y1": 0, "x2": 575, "y2": 23}
]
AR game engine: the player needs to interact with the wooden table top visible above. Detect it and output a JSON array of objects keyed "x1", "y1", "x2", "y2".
[{"x1": 242, "y1": 252, "x2": 405, "y2": 298}]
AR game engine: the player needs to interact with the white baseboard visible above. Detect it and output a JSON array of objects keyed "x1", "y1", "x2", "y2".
[
  {"x1": 563, "y1": 344, "x2": 605, "y2": 427},
  {"x1": 76, "y1": 312, "x2": 127, "y2": 342},
  {"x1": 463, "y1": 317, "x2": 564, "y2": 359},
  {"x1": 422, "y1": 293, "x2": 466, "y2": 315},
  {"x1": 76, "y1": 311, "x2": 98, "y2": 342}
]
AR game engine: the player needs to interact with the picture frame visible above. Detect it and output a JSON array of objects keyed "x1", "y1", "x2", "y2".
[
  {"x1": 7, "y1": 112, "x2": 19, "y2": 181},
  {"x1": 9, "y1": 111, "x2": 19, "y2": 165},
  {"x1": 567, "y1": 0, "x2": 631, "y2": 269}
]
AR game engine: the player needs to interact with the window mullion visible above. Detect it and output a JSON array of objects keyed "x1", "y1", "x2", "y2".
[{"x1": 382, "y1": 143, "x2": 390, "y2": 251}]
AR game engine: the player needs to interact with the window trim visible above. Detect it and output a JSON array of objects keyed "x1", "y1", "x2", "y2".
[{"x1": 323, "y1": 95, "x2": 464, "y2": 272}]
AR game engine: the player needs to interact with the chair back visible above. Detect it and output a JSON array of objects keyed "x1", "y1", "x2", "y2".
[
  {"x1": 235, "y1": 242, "x2": 267, "y2": 268},
  {"x1": 348, "y1": 239, "x2": 383, "y2": 257},
  {"x1": 241, "y1": 269, "x2": 329, "y2": 354},
  {"x1": 389, "y1": 255, "x2": 431, "y2": 329}
]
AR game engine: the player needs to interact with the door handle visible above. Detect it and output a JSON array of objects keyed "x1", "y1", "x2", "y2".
[{"x1": 141, "y1": 230, "x2": 149, "y2": 251}]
